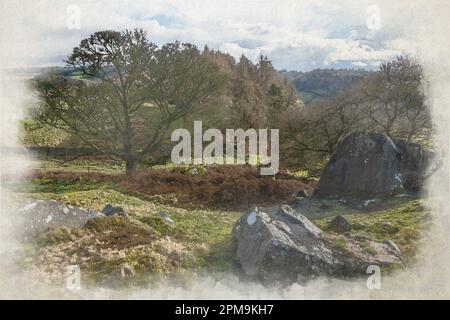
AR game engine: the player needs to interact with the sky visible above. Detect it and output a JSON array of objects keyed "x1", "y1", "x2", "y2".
[{"x1": 0, "y1": 0, "x2": 425, "y2": 71}]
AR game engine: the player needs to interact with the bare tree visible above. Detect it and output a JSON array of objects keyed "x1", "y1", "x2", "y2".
[
  {"x1": 281, "y1": 90, "x2": 362, "y2": 171},
  {"x1": 359, "y1": 56, "x2": 431, "y2": 141}
]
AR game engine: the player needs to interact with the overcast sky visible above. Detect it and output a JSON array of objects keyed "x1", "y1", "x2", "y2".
[{"x1": 1, "y1": 0, "x2": 425, "y2": 71}]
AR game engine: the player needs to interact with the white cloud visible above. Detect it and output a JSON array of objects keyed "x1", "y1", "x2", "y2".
[{"x1": 0, "y1": 0, "x2": 425, "y2": 70}]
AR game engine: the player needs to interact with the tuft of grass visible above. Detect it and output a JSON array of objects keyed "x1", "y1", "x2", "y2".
[
  {"x1": 34, "y1": 227, "x2": 79, "y2": 247},
  {"x1": 138, "y1": 215, "x2": 176, "y2": 237},
  {"x1": 330, "y1": 238, "x2": 348, "y2": 252}
]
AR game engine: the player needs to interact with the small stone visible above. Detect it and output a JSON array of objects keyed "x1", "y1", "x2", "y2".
[
  {"x1": 163, "y1": 216, "x2": 175, "y2": 226},
  {"x1": 159, "y1": 210, "x2": 167, "y2": 217},
  {"x1": 383, "y1": 240, "x2": 401, "y2": 255},
  {"x1": 159, "y1": 211, "x2": 175, "y2": 226},
  {"x1": 296, "y1": 190, "x2": 307, "y2": 198},
  {"x1": 120, "y1": 264, "x2": 135, "y2": 278},
  {"x1": 187, "y1": 168, "x2": 198, "y2": 175},
  {"x1": 328, "y1": 215, "x2": 352, "y2": 233},
  {"x1": 363, "y1": 199, "x2": 378, "y2": 208},
  {"x1": 101, "y1": 204, "x2": 114, "y2": 216},
  {"x1": 101, "y1": 204, "x2": 127, "y2": 217}
]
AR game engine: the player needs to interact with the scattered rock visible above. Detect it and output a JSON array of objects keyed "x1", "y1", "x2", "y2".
[
  {"x1": 328, "y1": 215, "x2": 352, "y2": 233},
  {"x1": 159, "y1": 211, "x2": 176, "y2": 226},
  {"x1": 296, "y1": 190, "x2": 307, "y2": 198},
  {"x1": 101, "y1": 204, "x2": 127, "y2": 217},
  {"x1": 120, "y1": 264, "x2": 135, "y2": 278},
  {"x1": 361, "y1": 198, "x2": 380, "y2": 210},
  {"x1": 395, "y1": 194, "x2": 409, "y2": 198},
  {"x1": 232, "y1": 205, "x2": 402, "y2": 285},
  {"x1": 187, "y1": 167, "x2": 199, "y2": 175},
  {"x1": 383, "y1": 240, "x2": 401, "y2": 255},
  {"x1": 315, "y1": 132, "x2": 434, "y2": 197},
  {"x1": 17, "y1": 200, "x2": 102, "y2": 234}
]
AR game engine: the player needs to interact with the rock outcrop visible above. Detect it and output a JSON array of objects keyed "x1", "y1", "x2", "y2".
[
  {"x1": 315, "y1": 132, "x2": 433, "y2": 197},
  {"x1": 232, "y1": 205, "x2": 402, "y2": 284},
  {"x1": 18, "y1": 200, "x2": 102, "y2": 234}
]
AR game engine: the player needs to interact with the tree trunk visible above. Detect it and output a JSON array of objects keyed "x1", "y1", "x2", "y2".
[{"x1": 125, "y1": 158, "x2": 136, "y2": 176}]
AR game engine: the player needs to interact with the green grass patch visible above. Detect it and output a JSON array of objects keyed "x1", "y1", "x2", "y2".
[
  {"x1": 315, "y1": 200, "x2": 432, "y2": 261},
  {"x1": 39, "y1": 159, "x2": 124, "y2": 174}
]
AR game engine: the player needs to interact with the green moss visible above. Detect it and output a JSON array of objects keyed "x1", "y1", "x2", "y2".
[
  {"x1": 14, "y1": 175, "x2": 240, "y2": 285},
  {"x1": 138, "y1": 215, "x2": 175, "y2": 237},
  {"x1": 40, "y1": 159, "x2": 124, "y2": 174},
  {"x1": 171, "y1": 210, "x2": 238, "y2": 244},
  {"x1": 330, "y1": 238, "x2": 348, "y2": 252},
  {"x1": 34, "y1": 227, "x2": 77, "y2": 246},
  {"x1": 14, "y1": 169, "x2": 430, "y2": 287},
  {"x1": 315, "y1": 200, "x2": 431, "y2": 262},
  {"x1": 84, "y1": 216, "x2": 155, "y2": 250}
]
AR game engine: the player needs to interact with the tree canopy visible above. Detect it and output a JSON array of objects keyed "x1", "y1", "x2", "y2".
[{"x1": 33, "y1": 29, "x2": 225, "y2": 174}]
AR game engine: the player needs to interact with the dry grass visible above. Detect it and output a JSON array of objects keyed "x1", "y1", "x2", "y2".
[{"x1": 32, "y1": 165, "x2": 314, "y2": 210}]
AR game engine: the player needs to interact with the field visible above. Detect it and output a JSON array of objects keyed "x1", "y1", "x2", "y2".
[{"x1": 3, "y1": 159, "x2": 431, "y2": 288}]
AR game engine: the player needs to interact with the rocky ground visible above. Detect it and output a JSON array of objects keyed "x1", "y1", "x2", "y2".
[
  {"x1": 2, "y1": 132, "x2": 435, "y2": 288},
  {"x1": 3, "y1": 175, "x2": 430, "y2": 289}
]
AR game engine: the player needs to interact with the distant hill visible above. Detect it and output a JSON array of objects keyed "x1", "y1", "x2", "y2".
[
  {"x1": 10, "y1": 65, "x2": 371, "y2": 106},
  {"x1": 280, "y1": 69, "x2": 372, "y2": 104}
]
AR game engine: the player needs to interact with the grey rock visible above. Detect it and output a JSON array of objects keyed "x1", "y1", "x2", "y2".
[
  {"x1": 329, "y1": 215, "x2": 352, "y2": 233},
  {"x1": 233, "y1": 205, "x2": 335, "y2": 284},
  {"x1": 102, "y1": 204, "x2": 127, "y2": 217},
  {"x1": 159, "y1": 210, "x2": 167, "y2": 217},
  {"x1": 18, "y1": 200, "x2": 101, "y2": 234},
  {"x1": 315, "y1": 132, "x2": 434, "y2": 197},
  {"x1": 120, "y1": 264, "x2": 135, "y2": 278},
  {"x1": 101, "y1": 204, "x2": 114, "y2": 215},
  {"x1": 187, "y1": 167, "x2": 198, "y2": 175},
  {"x1": 296, "y1": 190, "x2": 307, "y2": 198},
  {"x1": 362, "y1": 199, "x2": 379, "y2": 208},
  {"x1": 159, "y1": 211, "x2": 175, "y2": 226},
  {"x1": 232, "y1": 205, "x2": 402, "y2": 285},
  {"x1": 383, "y1": 240, "x2": 401, "y2": 255}
]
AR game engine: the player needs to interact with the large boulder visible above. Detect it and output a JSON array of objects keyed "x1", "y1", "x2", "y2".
[
  {"x1": 232, "y1": 205, "x2": 402, "y2": 284},
  {"x1": 315, "y1": 132, "x2": 433, "y2": 197},
  {"x1": 17, "y1": 200, "x2": 102, "y2": 234}
]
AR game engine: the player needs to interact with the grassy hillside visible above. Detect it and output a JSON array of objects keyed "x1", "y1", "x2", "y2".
[
  {"x1": 281, "y1": 69, "x2": 371, "y2": 104},
  {"x1": 4, "y1": 159, "x2": 431, "y2": 288}
]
